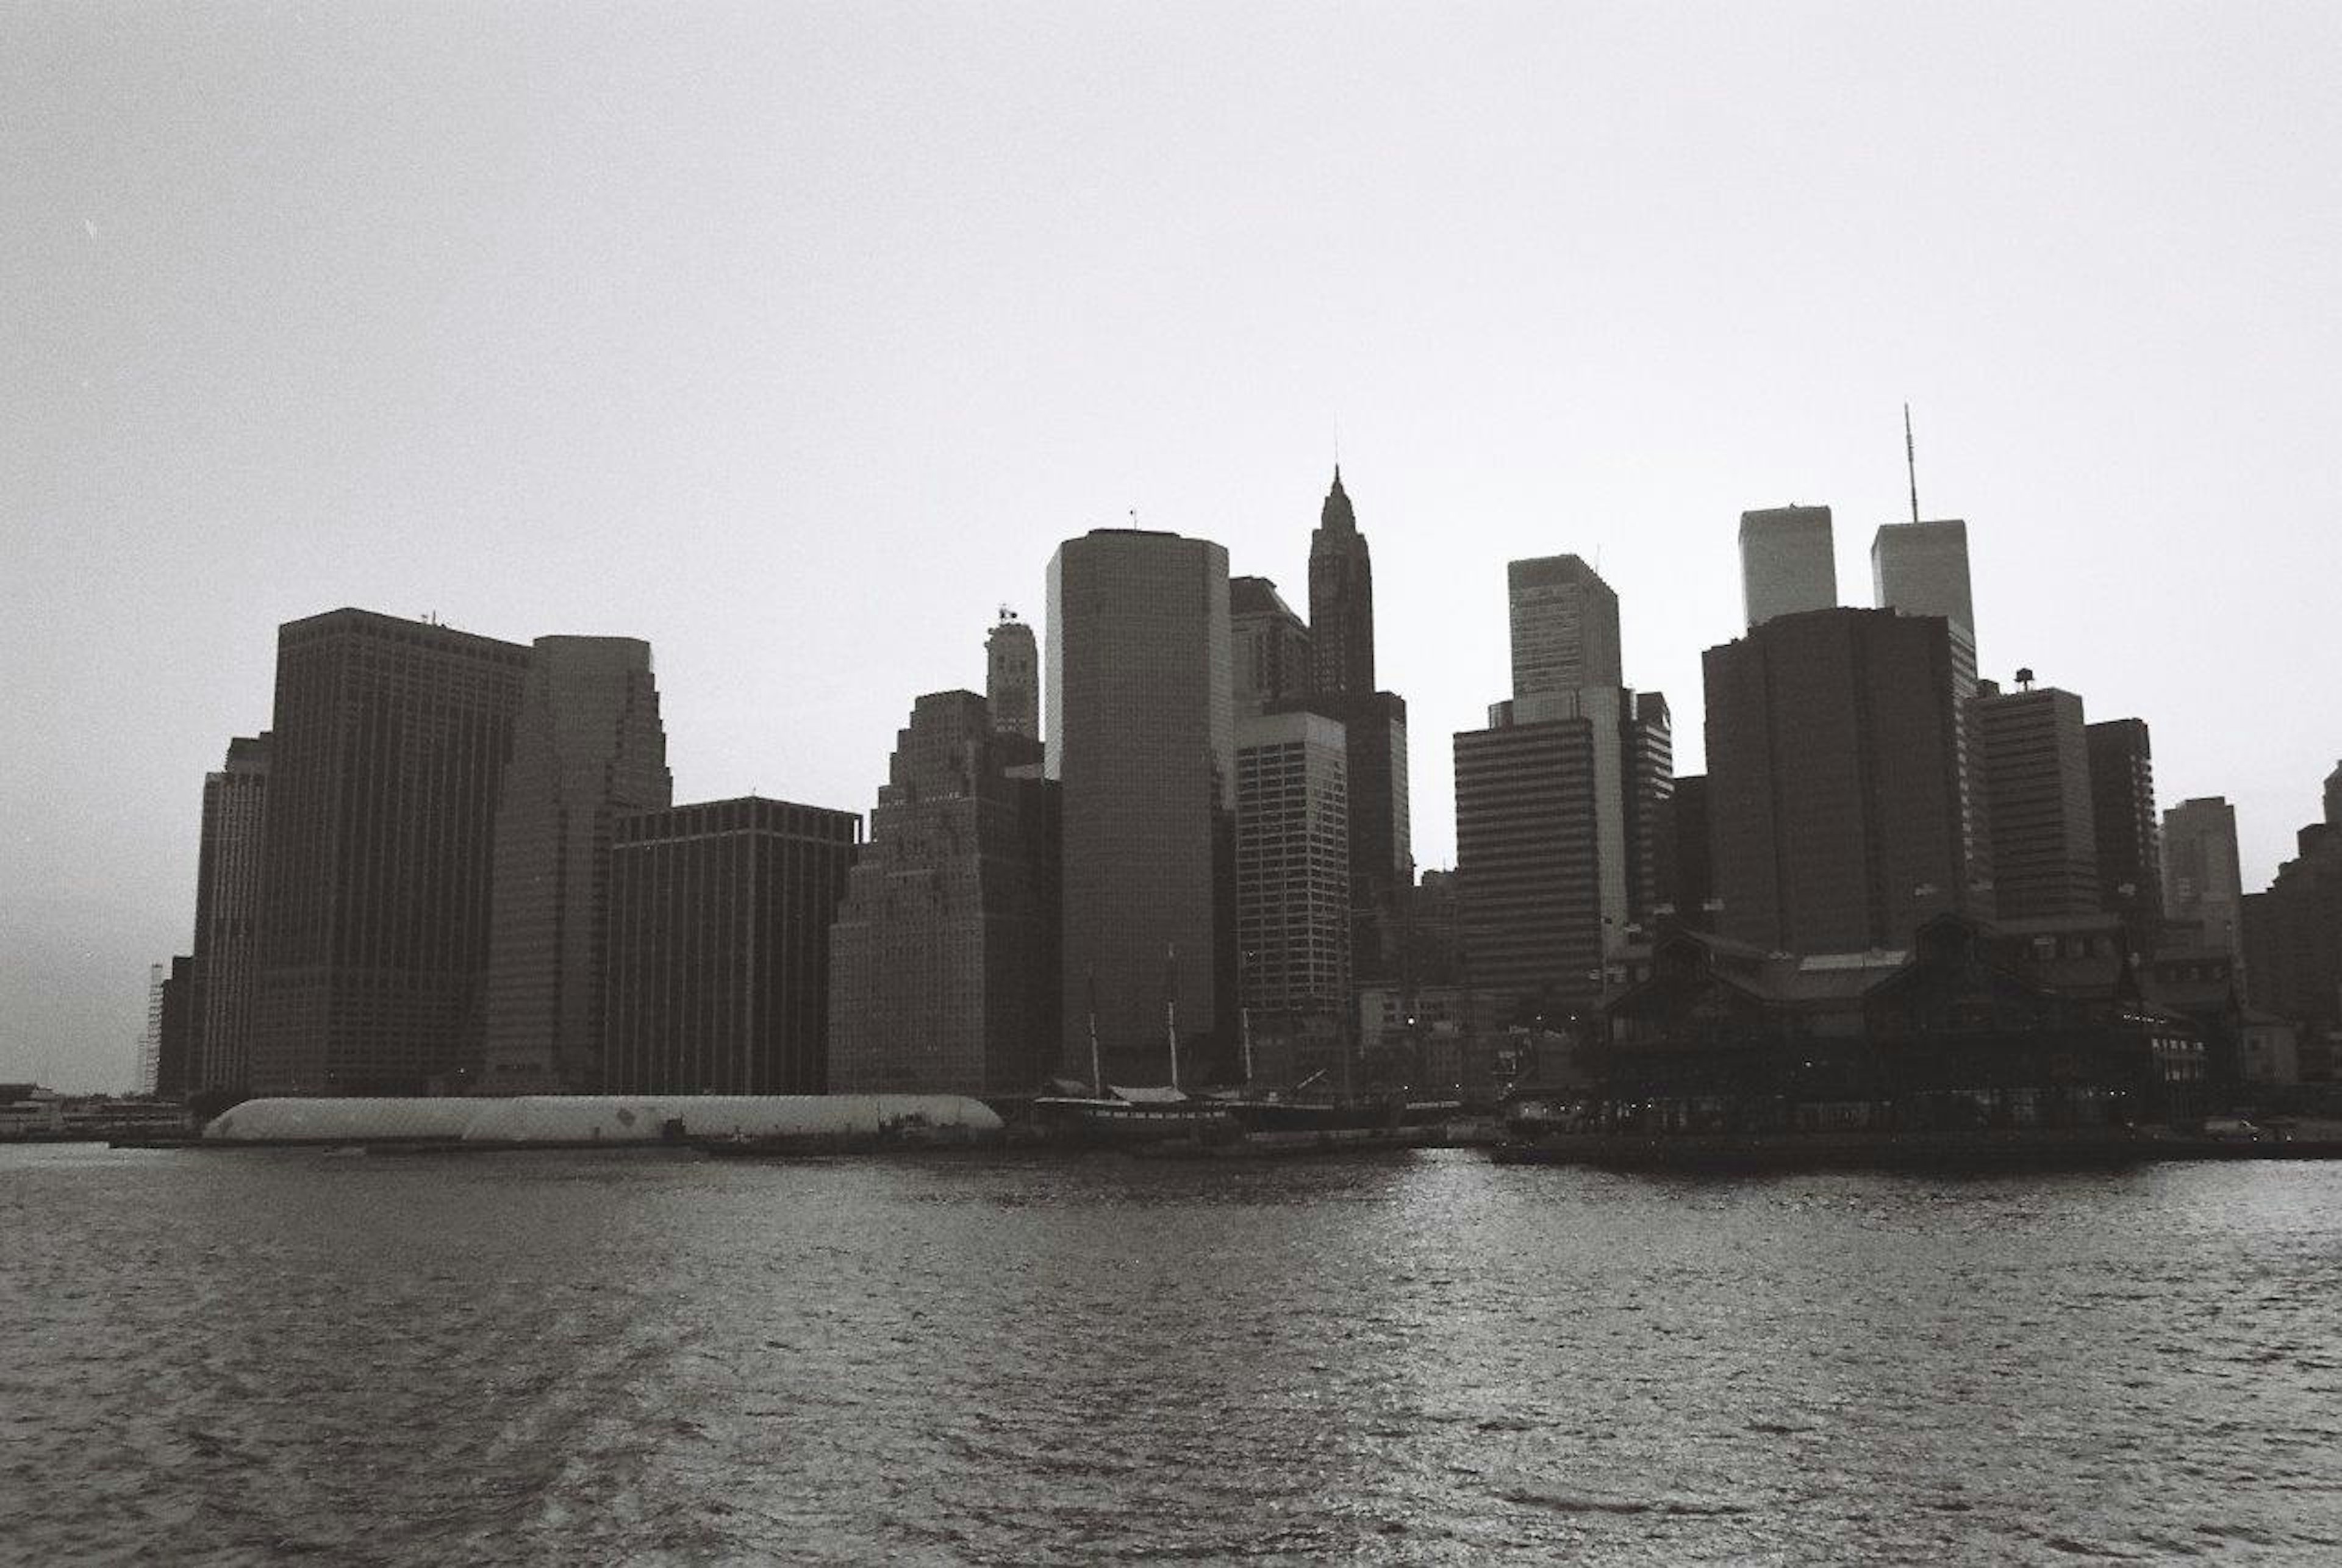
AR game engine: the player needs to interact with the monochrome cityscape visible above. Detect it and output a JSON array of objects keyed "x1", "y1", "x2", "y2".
[{"x1": 117, "y1": 464, "x2": 2342, "y2": 1132}]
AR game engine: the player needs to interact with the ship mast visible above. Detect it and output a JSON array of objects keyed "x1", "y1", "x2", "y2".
[
  {"x1": 1165, "y1": 943, "x2": 1183, "y2": 1094},
  {"x1": 1086, "y1": 967, "x2": 1103, "y2": 1097}
]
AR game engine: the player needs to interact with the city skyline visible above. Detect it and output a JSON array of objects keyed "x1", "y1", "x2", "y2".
[{"x1": 9, "y1": 5, "x2": 2341, "y2": 1090}]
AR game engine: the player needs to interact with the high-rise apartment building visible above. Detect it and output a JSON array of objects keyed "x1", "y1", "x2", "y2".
[
  {"x1": 1738, "y1": 506, "x2": 1837, "y2": 629},
  {"x1": 249, "y1": 609, "x2": 530, "y2": 1096},
  {"x1": 985, "y1": 612, "x2": 1040, "y2": 742},
  {"x1": 1234, "y1": 709, "x2": 1351, "y2": 1017},
  {"x1": 1976, "y1": 684, "x2": 2100, "y2": 921},
  {"x1": 1047, "y1": 529, "x2": 1237, "y2": 1084},
  {"x1": 1307, "y1": 469, "x2": 1374, "y2": 698},
  {"x1": 1230, "y1": 576, "x2": 1312, "y2": 718},
  {"x1": 2085, "y1": 718, "x2": 2163, "y2": 937},
  {"x1": 1507, "y1": 555, "x2": 1622, "y2": 698},
  {"x1": 604, "y1": 797, "x2": 859, "y2": 1094},
  {"x1": 1453, "y1": 716, "x2": 1603, "y2": 1018},
  {"x1": 2163, "y1": 797, "x2": 2247, "y2": 961},
  {"x1": 190, "y1": 733, "x2": 270, "y2": 1095},
  {"x1": 828, "y1": 692, "x2": 1059, "y2": 1096},
  {"x1": 1704, "y1": 607, "x2": 1975, "y2": 953},
  {"x1": 479, "y1": 637, "x2": 670, "y2": 1094}
]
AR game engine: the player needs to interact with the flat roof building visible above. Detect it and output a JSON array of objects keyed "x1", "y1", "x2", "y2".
[{"x1": 1738, "y1": 506, "x2": 1837, "y2": 629}]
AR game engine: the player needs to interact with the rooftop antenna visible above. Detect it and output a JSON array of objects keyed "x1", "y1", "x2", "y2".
[{"x1": 1903, "y1": 402, "x2": 1921, "y2": 524}]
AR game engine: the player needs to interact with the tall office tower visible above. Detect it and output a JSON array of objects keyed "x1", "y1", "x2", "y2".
[
  {"x1": 1234, "y1": 709, "x2": 1351, "y2": 1017},
  {"x1": 479, "y1": 637, "x2": 670, "y2": 1094},
  {"x1": 604, "y1": 798, "x2": 859, "y2": 1094},
  {"x1": 1307, "y1": 468, "x2": 1374, "y2": 697},
  {"x1": 1048, "y1": 529, "x2": 1237, "y2": 1084},
  {"x1": 137, "y1": 963, "x2": 167, "y2": 1094},
  {"x1": 1871, "y1": 517, "x2": 1991, "y2": 906},
  {"x1": 1663, "y1": 775, "x2": 1715, "y2": 929},
  {"x1": 2086, "y1": 718, "x2": 2163, "y2": 938},
  {"x1": 1704, "y1": 607, "x2": 1976, "y2": 954},
  {"x1": 828, "y1": 692, "x2": 1061, "y2": 1096},
  {"x1": 189, "y1": 733, "x2": 270, "y2": 1094},
  {"x1": 1230, "y1": 576, "x2": 1312, "y2": 718},
  {"x1": 1976, "y1": 686, "x2": 2101, "y2": 920},
  {"x1": 2163, "y1": 797, "x2": 2247, "y2": 959},
  {"x1": 249, "y1": 610, "x2": 529, "y2": 1096},
  {"x1": 1738, "y1": 506, "x2": 1837, "y2": 629},
  {"x1": 2326, "y1": 762, "x2": 2342, "y2": 828},
  {"x1": 1502, "y1": 555, "x2": 1632, "y2": 956},
  {"x1": 1508, "y1": 554, "x2": 1623, "y2": 698},
  {"x1": 1619, "y1": 692, "x2": 1674, "y2": 926},
  {"x1": 1453, "y1": 715, "x2": 1603, "y2": 1019},
  {"x1": 1270, "y1": 689, "x2": 1413, "y2": 983},
  {"x1": 985, "y1": 611, "x2": 1040, "y2": 742},
  {"x1": 156, "y1": 956, "x2": 195, "y2": 1099}
]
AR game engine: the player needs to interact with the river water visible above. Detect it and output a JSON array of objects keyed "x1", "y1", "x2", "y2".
[{"x1": 4, "y1": 1143, "x2": 2340, "y2": 1565}]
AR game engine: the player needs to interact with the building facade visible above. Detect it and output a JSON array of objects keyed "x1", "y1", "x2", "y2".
[
  {"x1": 2085, "y1": 718, "x2": 2163, "y2": 940},
  {"x1": 1234, "y1": 709, "x2": 1351, "y2": 1019},
  {"x1": 1738, "y1": 506, "x2": 1837, "y2": 629},
  {"x1": 1453, "y1": 715, "x2": 1604, "y2": 1022},
  {"x1": 1703, "y1": 607, "x2": 1976, "y2": 954},
  {"x1": 190, "y1": 732, "x2": 270, "y2": 1095},
  {"x1": 1977, "y1": 684, "x2": 2100, "y2": 921},
  {"x1": 1047, "y1": 529, "x2": 1237, "y2": 1084},
  {"x1": 249, "y1": 609, "x2": 531, "y2": 1096},
  {"x1": 1870, "y1": 517, "x2": 1990, "y2": 914},
  {"x1": 1230, "y1": 576, "x2": 1312, "y2": 718},
  {"x1": 479, "y1": 637, "x2": 671, "y2": 1094},
  {"x1": 1506, "y1": 554, "x2": 1622, "y2": 699},
  {"x1": 1306, "y1": 468, "x2": 1374, "y2": 698},
  {"x1": 827, "y1": 692, "x2": 1059, "y2": 1096},
  {"x1": 604, "y1": 797, "x2": 860, "y2": 1095},
  {"x1": 2163, "y1": 797, "x2": 2247, "y2": 960},
  {"x1": 985, "y1": 612, "x2": 1040, "y2": 742}
]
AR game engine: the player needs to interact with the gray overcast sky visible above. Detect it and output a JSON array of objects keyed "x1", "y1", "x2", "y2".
[{"x1": 5, "y1": 2, "x2": 2338, "y2": 1090}]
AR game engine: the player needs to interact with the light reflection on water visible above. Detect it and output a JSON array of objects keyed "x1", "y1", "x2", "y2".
[{"x1": 5, "y1": 1144, "x2": 2341, "y2": 1564}]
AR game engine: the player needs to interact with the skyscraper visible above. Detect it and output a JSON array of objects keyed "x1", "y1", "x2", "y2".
[
  {"x1": 604, "y1": 797, "x2": 859, "y2": 1094},
  {"x1": 2325, "y1": 762, "x2": 2342, "y2": 829},
  {"x1": 1619, "y1": 692, "x2": 1674, "y2": 926},
  {"x1": 2163, "y1": 797, "x2": 2247, "y2": 960},
  {"x1": 2085, "y1": 718, "x2": 2163, "y2": 939},
  {"x1": 1230, "y1": 576, "x2": 1312, "y2": 717},
  {"x1": 249, "y1": 609, "x2": 530, "y2": 1096},
  {"x1": 1234, "y1": 709, "x2": 1351, "y2": 1017},
  {"x1": 1738, "y1": 506, "x2": 1837, "y2": 629},
  {"x1": 1048, "y1": 528, "x2": 1237, "y2": 1084},
  {"x1": 985, "y1": 611, "x2": 1040, "y2": 742},
  {"x1": 828, "y1": 691, "x2": 1060, "y2": 1095},
  {"x1": 1306, "y1": 469, "x2": 1374, "y2": 698},
  {"x1": 1705, "y1": 607, "x2": 1975, "y2": 953},
  {"x1": 1453, "y1": 715, "x2": 1603, "y2": 1018},
  {"x1": 1871, "y1": 517, "x2": 1990, "y2": 911},
  {"x1": 479, "y1": 637, "x2": 671, "y2": 1094},
  {"x1": 1507, "y1": 555, "x2": 1622, "y2": 699},
  {"x1": 1976, "y1": 684, "x2": 2100, "y2": 920},
  {"x1": 190, "y1": 732, "x2": 270, "y2": 1095}
]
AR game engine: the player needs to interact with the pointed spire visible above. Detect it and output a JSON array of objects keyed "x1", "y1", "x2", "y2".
[{"x1": 1320, "y1": 467, "x2": 1355, "y2": 532}]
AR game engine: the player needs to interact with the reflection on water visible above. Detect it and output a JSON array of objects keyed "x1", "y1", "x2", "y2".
[{"x1": 5, "y1": 1144, "x2": 2341, "y2": 1564}]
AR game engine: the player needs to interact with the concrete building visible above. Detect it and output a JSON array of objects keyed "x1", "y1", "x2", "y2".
[
  {"x1": 1704, "y1": 607, "x2": 1977, "y2": 954},
  {"x1": 2086, "y1": 718, "x2": 2163, "y2": 940},
  {"x1": 604, "y1": 797, "x2": 859, "y2": 1095},
  {"x1": 1661, "y1": 774, "x2": 1716, "y2": 929},
  {"x1": 1307, "y1": 468, "x2": 1374, "y2": 698},
  {"x1": 827, "y1": 691, "x2": 1060, "y2": 1097},
  {"x1": 1507, "y1": 554, "x2": 1622, "y2": 698},
  {"x1": 1047, "y1": 529, "x2": 1237, "y2": 1085},
  {"x1": 136, "y1": 962, "x2": 166, "y2": 1096},
  {"x1": 1453, "y1": 715, "x2": 1604, "y2": 1022},
  {"x1": 2163, "y1": 797, "x2": 2247, "y2": 961},
  {"x1": 156, "y1": 955, "x2": 194, "y2": 1100},
  {"x1": 1267, "y1": 689, "x2": 1411, "y2": 984},
  {"x1": 1977, "y1": 684, "x2": 2100, "y2": 921},
  {"x1": 1234, "y1": 708, "x2": 1350, "y2": 1019},
  {"x1": 985, "y1": 611, "x2": 1040, "y2": 742},
  {"x1": 1738, "y1": 506, "x2": 1837, "y2": 629},
  {"x1": 1230, "y1": 576, "x2": 1312, "y2": 718},
  {"x1": 249, "y1": 609, "x2": 531, "y2": 1097},
  {"x1": 190, "y1": 733, "x2": 270, "y2": 1095},
  {"x1": 479, "y1": 637, "x2": 671, "y2": 1095}
]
